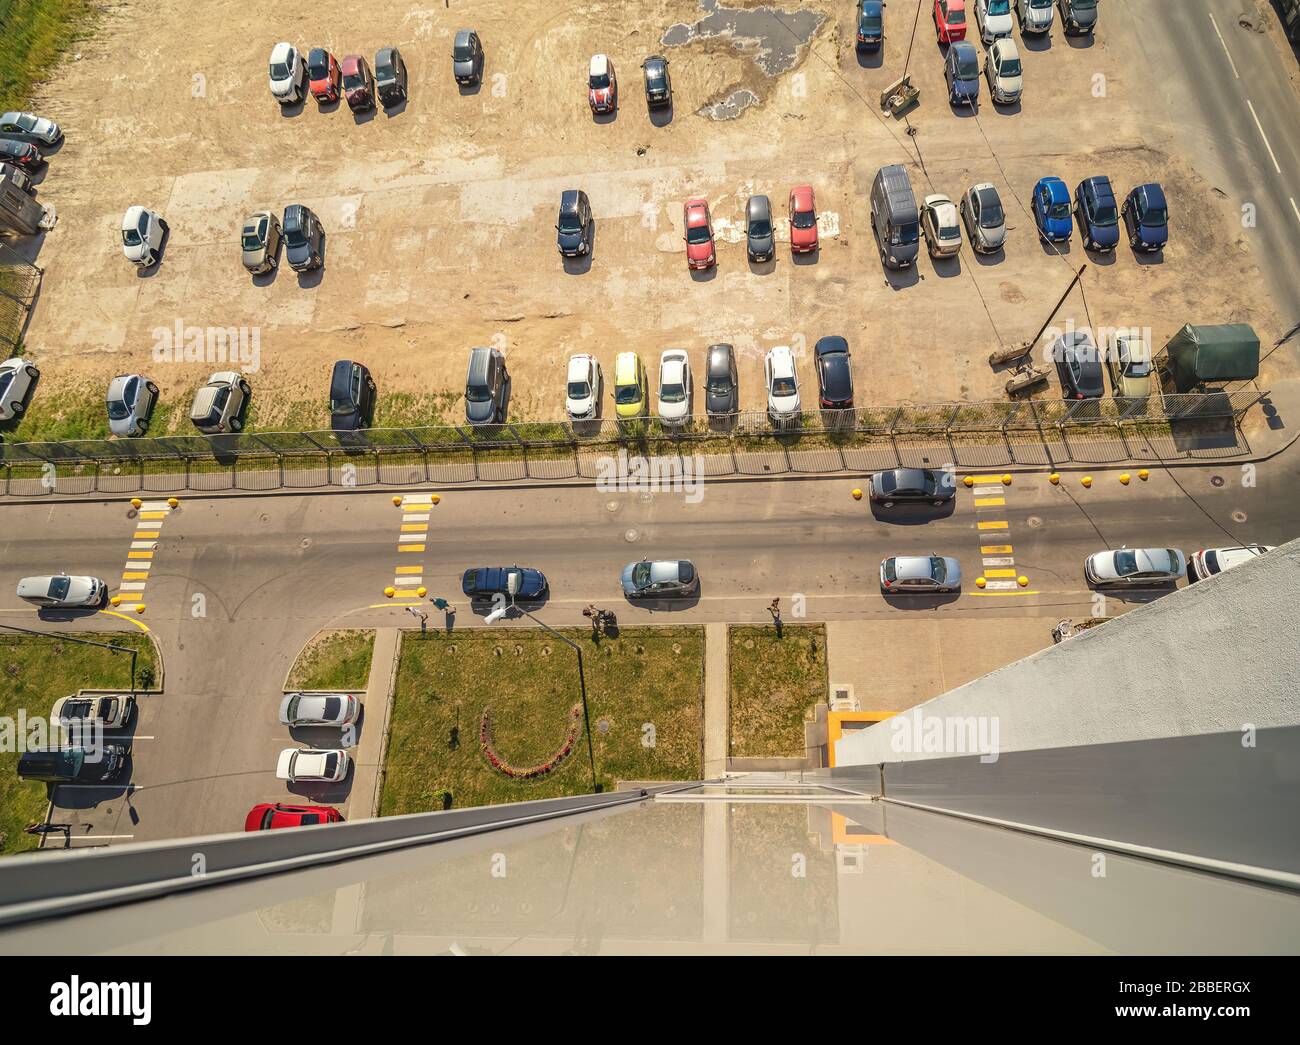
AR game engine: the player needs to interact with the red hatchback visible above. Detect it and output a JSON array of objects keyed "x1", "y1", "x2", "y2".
[
  {"x1": 341, "y1": 54, "x2": 375, "y2": 112},
  {"x1": 933, "y1": 0, "x2": 968, "y2": 43},
  {"x1": 683, "y1": 199, "x2": 715, "y2": 270},
  {"x1": 245, "y1": 802, "x2": 345, "y2": 832},
  {"x1": 307, "y1": 48, "x2": 341, "y2": 104},
  {"x1": 788, "y1": 185, "x2": 819, "y2": 253}
]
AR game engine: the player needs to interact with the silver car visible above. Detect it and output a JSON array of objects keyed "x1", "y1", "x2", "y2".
[
  {"x1": 106, "y1": 374, "x2": 159, "y2": 437},
  {"x1": 279, "y1": 692, "x2": 362, "y2": 728},
  {"x1": 51, "y1": 694, "x2": 136, "y2": 731},
  {"x1": 880, "y1": 555, "x2": 962, "y2": 594},
  {"x1": 621, "y1": 559, "x2": 699, "y2": 599},
  {"x1": 16, "y1": 574, "x2": 106, "y2": 608},
  {"x1": 1084, "y1": 547, "x2": 1186, "y2": 588},
  {"x1": 0, "y1": 111, "x2": 62, "y2": 148},
  {"x1": 960, "y1": 183, "x2": 1007, "y2": 254},
  {"x1": 190, "y1": 371, "x2": 249, "y2": 434},
  {"x1": 241, "y1": 211, "x2": 282, "y2": 275},
  {"x1": 0, "y1": 356, "x2": 39, "y2": 420}
]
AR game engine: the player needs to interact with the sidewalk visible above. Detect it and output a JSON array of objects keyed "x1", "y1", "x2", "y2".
[{"x1": 349, "y1": 627, "x2": 402, "y2": 820}]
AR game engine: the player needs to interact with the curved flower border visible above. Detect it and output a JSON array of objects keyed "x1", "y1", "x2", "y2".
[{"x1": 479, "y1": 704, "x2": 583, "y2": 779}]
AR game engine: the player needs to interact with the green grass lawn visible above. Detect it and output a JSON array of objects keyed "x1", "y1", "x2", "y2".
[
  {"x1": 0, "y1": 0, "x2": 99, "y2": 111},
  {"x1": 0, "y1": 631, "x2": 156, "y2": 856},
  {"x1": 285, "y1": 629, "x2": 374, "y2": 691},
  {"x1": 380, "y1": 626, "x2": 703, "y2": 814},
  {"x1": 728, "y1": 623, "x2": 827, "y2": 758}
]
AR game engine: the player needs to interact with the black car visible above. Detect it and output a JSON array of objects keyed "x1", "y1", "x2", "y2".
[
  {"x1": 329, "y1": 360, "x2": 376, "y2": 432},
  {"x1": 0, "y1": 138, "x2": 41, "y2": 172},
  {"x1": 641, "y1": 55, "x2": 672, "y2": 108},
  {"x1": 814, "y1": 336, "x2": 854, "y2": 409},
  {"x1": 746, "y1": 195, "x2": 774, "y2": 262},
  {"x1": 462, "y1": 566, "x2": 547, "y2": 601},
  {"x1": 375, "y1": 47, "x2": 408, "y2": 106},
  {"x1": 283, "y1": 204, "x2": 324, "y2": 272},
  {"x1": 17, "y1": 744, "x2": 130, "y2": 785},
  {"x1": 705, "y1": 343, "x2": 738, "y2": 416},
  {"x1": 1054, "y1": 332, "x2": 1105, "y2": 400},
  {"x1": 556, "y1": 189, "x2": 593, "y2": 257},
  {"x1": 869, "y1": 467, "x2": 955, "y2": 508}
]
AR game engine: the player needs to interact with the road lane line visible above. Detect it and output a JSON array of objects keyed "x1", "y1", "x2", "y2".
[
  {"x1": 1291, "y1": 197, "x2": 1300, "y2": 227},
  {"x1": 1246, "y1": 99, "x2": 1283, "y2": 174},
  {"x1": 1208, "y1": 13, "x2": 1240, "y2": 79}
]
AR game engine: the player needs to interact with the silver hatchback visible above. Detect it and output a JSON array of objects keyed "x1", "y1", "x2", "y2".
[
  {"x1": 106, "y1": 374, "x2": 159, "y2": 437},
  {"x1": 880, "y1": 555, "x2": 962, "y2": 594}
]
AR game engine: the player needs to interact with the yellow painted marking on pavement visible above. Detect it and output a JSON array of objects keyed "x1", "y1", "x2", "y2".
[
  {"x1": 368, "y1": 602, "x2": 422, "y2": 609},
  {"x1": 395, "y1": 566, "x2": 423, "y2": 574},
  {"x1": 133, "y1": 531, "x2": 160, "y2": 539},
  {"x1": 400, "y1": 524, "x2": 428, "y2": 532},
  {"x1": 126, "y1": 550, "x2": 154, "y2": 559},
  {"x1": 97, "y1": 609, "x2": 151, "y2": 632},
  {"x1": 393, "y1": 589, "x2": 423, "y2": 598},
  {"x1": 398, "y1": 544, "x2": 426, "y2": 553},
  {"x1": 121, "y1": 572, "x2": 150, "y2": 580},
  {"x1": 138, "y1": 511, "x2": 167, "y2": 520},
  {"x1": 984, "y1": 569, "x2": 1018, "y2": 578},
  {"x1": 401, "y1": 503, "x2": 431, "y2": 511},
  {"x1": 977, "y1": 520, "x2": 1008, "y2": 530},
  {"x1": 968, "y1": 590, "x2": 1040, "y2": 597},
  {"x1": 974, "y1": 497, "x2": 1006, "y2": 507},
  {"x1": 968, "y1": 475, "x2": 1005, "y2": 485},
  {"x1": 980, "y1": 545, "x2": 1013, "y2": 555}
]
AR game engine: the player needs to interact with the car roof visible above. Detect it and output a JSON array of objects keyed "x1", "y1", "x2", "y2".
[
  {"x1": 747, "y1": 195, "x2": 771, "y2": 217},
  {"x1": 648, "y1": 560, "x2": 681, "y2": 582},
  {"x1": 790, "y1": 184, "x2": 814, "y2": 209},
  {"x1": 614, "y1": 351, "x2": 641, "y2": 380},
  {"x1": 1084, "y1": 175, "x2": 1115, "y2": 199},
  {"x1": 1136, "y1": 182, "x2": 1167, "y2": 206},
  {"x1": 768, "y1": 346, "x2": 795, "y2": 376},
  {"x1": 341, "y1": 54, "x2": 364, "y2": 73},
  {"x1": 1040, "y1": 176, "x2": 1069, "y2": 199},
  {"x1": 684, "y1": 199, "x2": 708, "y2": 220},
  {"x1": 893, "y1": 556, "x2": 936, "y2": 579},
  {"x1": 644, "y1": 55, "x2": 667, "y2": 69},
  {"x1": 994, "y1": 37, "x2": 1020, "y2": 57},
  {"x1": 270, "y1": 42, "x2": 294, "y2": 61},
  {"x1": 559, "y1": 188, "x2": 580, "y2": 210},
  {"x1": 814, "y1": 335, "x2": 848, "y2": 357},
  {"x1": 377, "y1": 47, "x2": 396, "y2": 63},
  {"x1": 590, "y1": 54, "x2": 609, "y2": 76}
]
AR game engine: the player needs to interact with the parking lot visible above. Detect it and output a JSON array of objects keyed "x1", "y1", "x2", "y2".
[{"x1": 12, "y1": 0, "x2": 1291, "y2": 442}]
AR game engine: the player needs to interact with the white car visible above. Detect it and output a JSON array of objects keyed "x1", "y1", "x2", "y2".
[
  {"x1": 921, "y1": 194, "x2": 962, "y2": 258},
  {"x1": 975, "y1": 0, "x2": 1015, "y2": 41},
  {"x1": 657, "y1": 349, "x2": 692, "y2": 425},
  {"x1": 51, "y1": 694, "x2": 136, "y2": 731},
  {"x1": 279, "y1": 692, "x2": 362, "y2": 729},
  {"x1": 106, "y1": 373, "x2": 159, "y2": 437},
  {"x1": 1084, "y1": 548, "x2": 1187, "y2": 588},
  {"x1": 764, "y1": 346, "x2": 801, "y2": 425},
  {"x1": 1017, "y1": 0, "x2": 1055, "y2": 33},
  {"x1": 16, "y1": 574, "x2": 107, "y2": 608},
  {"x1": 565, "y1": 354, "x2": 601, "y2": 420},
  {"x1": 1188, "y1": 545, "x2": 1275, "y2": 582},
  {"x1": 0, "y1": 356, "x2": 39, "y2": 420},
  {"x1": 0, "y1": 110, "x2": 62, "y2": 147},
  {"x1": 268, "y1": 42, "x2": 306, "y2": 105},
  {"x1": 121, "y1": 206, "x2": 165, "y2": 267},
  {"x1": 984, "y1": 37, "x2": 1023, "y2": 105},
  {"x1": 276, "y1": 748, "x2": 351, "y2": 783}
]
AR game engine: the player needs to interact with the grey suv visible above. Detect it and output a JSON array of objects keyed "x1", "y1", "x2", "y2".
[
  {"x1": 283, "y1": 204, "x2": 323, "y2": 272},
  {"x1": 465, "y1": 347, "x2": 508, "y2": 425},
  {"x1": 746, "y1": 195, "x2": 775, "y2": 262}
]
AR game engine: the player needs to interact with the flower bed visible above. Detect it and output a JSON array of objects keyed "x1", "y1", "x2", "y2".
[{"x1": 480, "y1": 703, "x2": 583, "y2": 779}]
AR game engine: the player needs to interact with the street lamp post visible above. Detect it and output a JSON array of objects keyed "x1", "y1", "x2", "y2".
[{"x1": 484, "y1": 576, "x2": 600, "y2": 794}]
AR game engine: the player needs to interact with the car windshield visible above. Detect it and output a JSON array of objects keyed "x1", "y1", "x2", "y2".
[
  {"x1": 686, "y1": 224, "x2": 711, "y2": 245},
  {"x1": 241, "y1": 229, "x2": 262, "y2": 250},
  {"x1": 331, "y1": 392, "x2": 356, "y2": 413},
  {"x1": 939, "y1": 221, "x2": 961, "y2": 240},
  {"x1": 861, "y1": 13, "x2": 882, "y2": 29},
  {"x1": 632, "y1": 562, "x2": 652, "y2": 587},
  {"x1": 269, "y1": 61, "x2": 291, "y2": 80},
  {"x1": 988, "y1": 0, "x2": 1010, "y2": 13},
  {"x1": 978, "y1": 195, "x2": 1004, "y2": 226},
  {"x1": 465, "y1": 383, "x2": 490, "y2": 403},
  {"x1": 957, "y1": 53, "x2": 978, "y2": 78},
  {"x1": 48, "y1": 576, "x2": 71, "y2": 599},
  {"x1": 948, "y1": 7, "x2": 965, "y2": 24},
  {"x1": 322, "y1": 753, "x2": 338, "y2": 777},
  {"x1": 17, "y1": 114, "x2": 37, "y2": 131},
  {"x1": 749, "y1": 219, "x2": 771, "y2": 237},
  {"x1": 1113, "y1": 550, "x2": 1138, "y2": 576},
  {"x1": 660, "y1": 381, "x2": 685, "y2": 404},
  {"x1": 377, "y1": 59, "x2": 395, "y2": 80},
  {"x1": 567, "y1": 380, "x2": 590, "y2": 399},
  {"x1": 1093, "y1": 201, "x2": 1119, "y2": 225},
  {"x1": 454, "y1": 42, "x2": 473, "y2": 61},
  {"x1": 930, "y1": 557, "x2": 947, "y2": 581},
  {"x1": 1048, "y1": 200, "x2": 1070, "y2": 219},
  {"x1": 107, "y1": 391, "x2": 131, "y2": 420},
  {"x1": 1001, "y1": 58, "x2": 1022, "y2": 76},
  {"x1": 1031, "y1": 0, "x2": 1051, "y2": 6},
  {"x1": 883, "y1": 559, "x2": 897, "y2": 582},
  {"x1": 708, "y1": 378, "x2": 732, "y2": 395},
  {"x1": 646, "y1": 68, "x2": 666, "y2": 87},
  {"x1": 0, "y1": 373, "x2": 11, "y2": 398},
  {"x1": 558, "y1": 213, "x2": 582, "y2": 233},
  {"x1": 896, "y1": 221, "x2": 920, "y2": 245},
  {"x1": 1144, "y1": 206, "x2": 1169, "y2": 225},
  {"x1": 792, "y1": 208, "x2": 816, "y2": 229},
  {"x1": 615, "y1": 382, "x2": 642, "y2": 404},
  {"x1": 589, "y1": 72, "x2": 610, "y2": 89},
  {"x1": 771, "y1": 376, "x2": 796, "y2": 396},
  {"x1": 1073, "y1": 0, "x2": 1096, "y2": 8},
  {"x1": 343, "y1": 71, "x2": 366, "y2": 91},
  {"x1": 122, "y1": 228, "x2": 142, "y2": 246},
  {"x1": 285, "y1": 223, "x2": 307, "y2": 248}
]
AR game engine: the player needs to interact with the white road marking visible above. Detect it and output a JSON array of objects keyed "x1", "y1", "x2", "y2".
[
  {"x1": 1246, "y1": 99, "x2": 1283, "y2": 174},
  {"x1": 1291, "y1": 197, "x2": 1300, "y2": 226},
  {"x1": 1208, "y1": 13, "x2": 1240, "y2": 79},
  {"x1": 402, "y1": 513, "x2": 431, "y2": 522},
  {"x1": 119, "y1": 582, "x2": 146, "y2": 591}
]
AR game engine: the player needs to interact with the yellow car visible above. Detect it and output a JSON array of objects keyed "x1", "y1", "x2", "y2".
[{"x1": 613, "y1": 351, "x2": 648, "y2": 419}]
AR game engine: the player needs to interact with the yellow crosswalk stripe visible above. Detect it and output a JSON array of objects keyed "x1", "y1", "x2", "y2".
[
  {"x1": 400, "y1": 524, "x2": 428, "y2": 532},
  {"x1": 121, "y1": 572, "x2": 149, "y2": 580},
  {"x1": 974, "y1": 497, "x2": 1006, "y2": 507},
  {"x1": 395, "y1": 565, "x2": 423, "y2": 574},
  {"x1": 126, "y1": 550, "x2": 153, "y2": 559},
  {"x1": 398, "y1": 544, "x2": 426, "y2": 553},
  {"x1": 980, "y1": 545, "x2": 1013, "y2": 555},
  {"x1": 977, "y1": 520, "x2": 1009, "y2": 530},
  {"x1": 132, "y1": 531, "x2": 160, "y2": 539},
  {"x1": 139, "y1": 511, "x2": 167, "y2": 520},
  {"x1": 984, "y1": 569, "x2": 1018, "y2": 578}
]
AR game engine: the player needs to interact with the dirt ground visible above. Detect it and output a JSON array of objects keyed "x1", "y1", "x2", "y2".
[{"x1": 11, "y1": 0, "x2": 1292, "y2": 440}]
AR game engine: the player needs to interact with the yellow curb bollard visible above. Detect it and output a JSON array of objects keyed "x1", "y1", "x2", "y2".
[
  {"x1": 975, "y1": 576, "x2": 987, "y2": 589},
  {"x1": 130, "y1": 498, "x2": 142, "y2": 509},
  {"x1": 384, "y1": 586, "x2": 396, "y2": 598},
  {"x1": 1001, "y1": 474, "x2": 1012, "y2": 486},
  {"x1": 416, "y1": 587, "x2": 428, "y2": 598},
  {"x1": 963, "y1": 476, "x2": 974, "y2": 487},
  {"x1": 392, "y1": 496, "x2": 403, "y2": 506},
  {"x1": 110, "y1": 595, "x2": 122, "y2": 607},
  {"x1": 1119, "y1": 473, "x2": 1131, "y2": 485},
  {"x1": 1138, "y1": 469, "x2": 1150, "y2": 481},
  {"x1": 135, "y1": 604, "x2": 146, "y2": 614},
  {"x1": 1017, "y1": 576, "x2": 1029, "y2": 587},
  {"x1": 851, "y1": 488, "x2": 862, "y2": 500},
  {"x1": 431, "y1": 494, "x2": 441, "y2": 505},
  {"x1": 166, "y1": 497, "x2": 179, "y2": 508},
  {"x1": 1081, "y1": 476, "x2": 1093, "y2": 488},
  {"x1": 1049, "y1": 473, "x2": 1060, "y2": 485}
]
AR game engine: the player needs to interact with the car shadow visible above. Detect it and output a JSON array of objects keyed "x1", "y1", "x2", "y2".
[
  {"x1": 352, "y1": 105, "x2": 378, "y2": 125},
  {"x1": 135, "y1": 221, "x2": 170, "y2": 278},
  {"x1": 278, "y1": 95, "x2": 308, "y2": 118},
  {"x1": 791, "y1": 248, "x2": 819, "y2": 267},
  {"x1": 971, "y1": 245, "x2": 1006, "y2": 266},
  {"x1": 297, "y1": 235, "x2": 326, "y2": 288},
  {"x1": 290, "y1": 716, "x2": 365, "y2": 748},
  {"x1": 930, "y1": 252, "x2": 962, "y2": 278},
  {"x1": 689, "y1": 265, "x2": 719, "y2": 283},
  {"x1": 1064, "y1": 32, "x2": 1096, "y2": 50},
  {"x1": 285, "y1": 768, "x2": 353, "y2": 804},
  {"x1": 625, "y1": 589, "x2": 702, "y2": 612},
  {"x1": 1132, "y1": 247, "x2": 1166, "y2": 266},
  {"x1": 748, "y1": 254, "x2": 777, "y2": 274},
  {"x1": 1037, "y1": 238, "x2": 1071, "y2": 257},
  {"x1": 593, "y1": 108, "x2": 619, "y2": 126},
  {"x1": 1085, "y1": 584, "x2": 1176, "y2": 603},
  {"x1": 1019, "y1": 31, "x2": 1053, "y2": 52},
  {"x1": 881, "y1": 590, "x2": 962, "y2": 609},
  {"x1": 855, "y1": 46, "x2": 885, "y2": 70},
  {"x1": 50, "y1": 778, "x2": 137, "y2": 811},
  {"x1": 990, "y1": 97, "x2": 1023, "y2": 115},
  {"x1": 317, "y1": 95, "x2": 343, "y2": 114},
  {"x1": 881, "y1": 263, "x2": 920, "y2": 291},
  {"x1": 1083, "y1": 244, "x2": 1118, "y2": 266},
  {"x1": 383, "y1": 97, "x2": 409, "y2": 118},
  {"x1": 708, "y1": 412, "x2": 738, "y2": 434},
  {"x1": 649, "y1": 103, "x2": 674, "y2": 127},
  {"x1": 869, "y1": 500, "x2": 958, "y2": 524},
  {"x1": 252, "y1": 259, "x2": 281, "y2": 286}
]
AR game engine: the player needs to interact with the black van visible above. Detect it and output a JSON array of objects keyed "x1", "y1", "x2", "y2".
[
  {"x1": 17, "y1": 744, "x2": 130, "y2": 784},
  {"x1": 870, "y1": 164, "x2": 920, "y2": 270},
  {"x1": 329, "y1": 360, "x2": 376, "y2": 432}
]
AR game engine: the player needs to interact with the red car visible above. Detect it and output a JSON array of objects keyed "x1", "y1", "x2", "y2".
[
  {"x1": 588, "y1": 54, "x2": 617, "y2": 114},
  {"x1": 307, "y1": 47, "x2": 341, "y2": 104},
  {"x1": 683, "y1": 199, "x2": 715, "y2": 270},
  {"x1": 788, "y1": 185, "x2": 819, "y2": 253},
  {"x1": 933, "y1": 0, "x2": 968, "y2": 43},
  {"x1": 244, "y1": 802, "x2": 345, "y2": 832},
  {"x1": 341, "y1": 54, "x2": 375, "y2": 112},
  {"x1": 0, "y1": 139, "x2": 41, "y2": 173}
]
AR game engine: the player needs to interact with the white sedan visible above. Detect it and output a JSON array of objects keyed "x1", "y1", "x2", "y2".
[
  {"x1": 1084, "y1": 548, "x2": 1186, "y2": 588},
  {"x1": 276, "y1": 748, "x2": 351, "y2": 783},
  {"x1": 0, "y1": 356, "x2": 39, "y2": 420},
  {"x1": 657, "y1": 349, "x2": 692, "y2": 425},
  {"x1": 121, "y1": 205, "x2": 165, "y2": 267},
  {"x1": 279, "y1": 692, "x2": 362, "y2": 728},
  {"x1": 1188, "y1": 545, "x2": 1274, "y2": 582},
  {"x1": 16, "y1": 574, "x2": 106, "y2": 608},
  {"x1": 765, "y1": 346, "x2": 801, "y2": 425},
  {"x1": 921, "y1": 194, "x2": 962, "y2": 258}
]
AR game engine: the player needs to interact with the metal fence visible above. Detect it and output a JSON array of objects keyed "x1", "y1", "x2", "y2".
[
  {"x1": 0, "y1": 388, "x2": 1266, "y2": 497},
  {"x1": 0, "y1": 241, "x2": 41, "y2": 352}
]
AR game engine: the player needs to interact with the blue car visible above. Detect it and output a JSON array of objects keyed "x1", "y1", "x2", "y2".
[
  {"x1": 1032, "y1": 176, "x2": 1072, "y2": 243},
  {"x1": 1074, "y1": 176, "x2": 1120, "y2": 252},
  {"x1": 1122, "y1": 182, "x2": 1169, "y2": 252},
  {"x1": 462, "y1": 566, "x2": 548, "y2": 601},
  {"x1": 856, "y1": 0, "x2": 884, "y2": 49},
  {"x1": 944, "y1": 42, "x2": 980, "y2": 106}
]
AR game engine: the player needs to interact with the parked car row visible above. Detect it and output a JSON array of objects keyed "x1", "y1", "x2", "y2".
[
  {"x1": 0, "y1": 109, "x2": 62, "y2": 177},
  {"x1": 13, "y1": 690, "x2": 134, "y2": 788},
  {"x1": 269, "y1": 43, "x2": 409, "y2": 109},
  {"x1": 935, "y1": 0, "x2": 1097, "y2": 44},
  {"x1": 584, "y1": 53, "x2": 675, "y2": 115}
]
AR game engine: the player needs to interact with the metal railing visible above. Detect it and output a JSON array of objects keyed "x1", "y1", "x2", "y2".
[
  {"x1": 0, "y1": 388, "x2": 1266, "y2": 497},
  {"x1": 0, "y1": 241, "x2": 41, "y2": 352}
]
